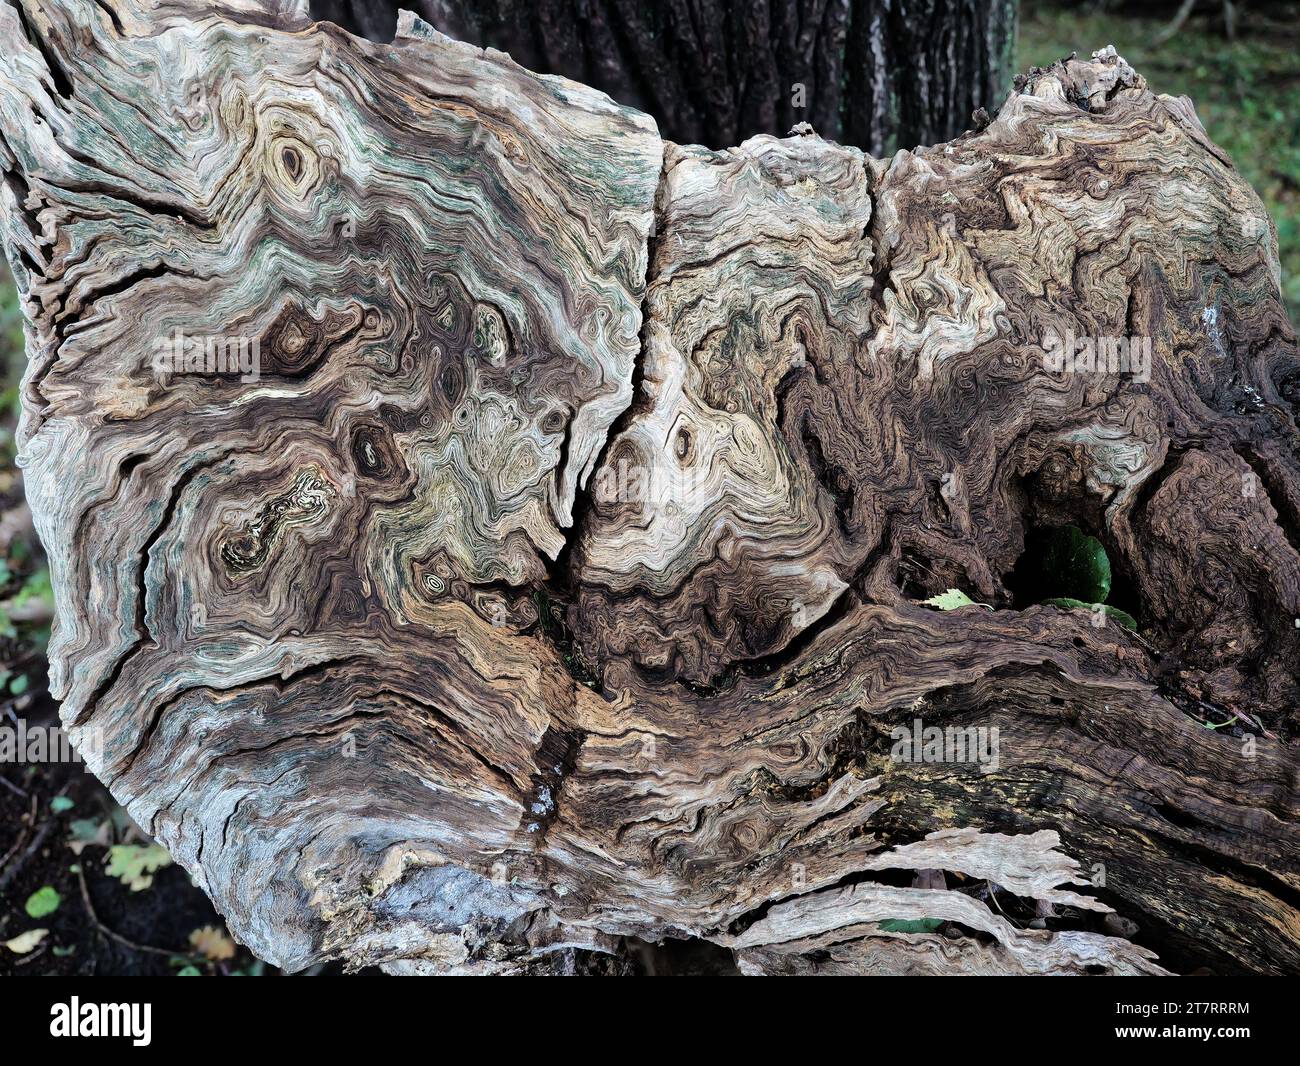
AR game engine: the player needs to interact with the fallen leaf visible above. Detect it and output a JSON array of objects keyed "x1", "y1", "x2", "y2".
[
  {"x1": 24, "y1": 885, "x2": 61, "y2": 919},
  {"x1": 919, "y1": 588, "x2": 992, "y2": 611},
  {"x1": 105, "y1": 843, "x2": 172, "y2": 891},
  {"x1": 920, "y1": 588, "x2": 973, "y2": 610},
  {"x1": 66, "y1": 817, "x2": 109, "y2": 856},
  {"x1": 189, "y1": 925, "x2": 236, "y2": 962},
  {"x1": 4, "y1": 929, "x2": 48, "y2": 954}
]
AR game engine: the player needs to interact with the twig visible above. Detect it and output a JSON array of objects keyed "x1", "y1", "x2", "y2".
[
  {"x1": 0, "y1": 686, "x2": 48, "y2": 715},
  {"x1": 0, "y1": 809, "x2": 32, "y2": 873},
  {"x1": 985, "y1": 880, "x2": 1023, "y2": 929},
  {"x1": 13, "y1": 942, "x2": 48, "y2": 966},
  {"x1": 0, "y1": 773, "x2": 28, "y2": 798},
  {"x1": 1155, "y1": 0, "x2": 1200, "y2": 45},
  {"x1": 73, "y1": 863, "x2": 193, "y2": 960},
  {"x1": 1196, "y1": 698, "x2": 1273, "y2": 740},
  {"x1": 0, "y1": 795, "x2": 48, "y2": 894}
]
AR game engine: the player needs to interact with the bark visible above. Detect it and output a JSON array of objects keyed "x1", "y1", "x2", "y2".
[
  {"x1": 1, "y1": 0, "x2": 1299, "y2": 975},
  {"x1": 308, "y1": 0, "x2": 1019, "y2": 155}
]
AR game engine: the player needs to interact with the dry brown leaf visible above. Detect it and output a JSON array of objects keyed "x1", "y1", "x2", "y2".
[{"x1": 189, "y1": 925, "x2": 236, "y2": 962}]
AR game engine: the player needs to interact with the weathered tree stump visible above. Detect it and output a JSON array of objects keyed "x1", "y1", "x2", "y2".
[{"x1": 1, "y1": 0, "x2": 1297, "y2": 975}]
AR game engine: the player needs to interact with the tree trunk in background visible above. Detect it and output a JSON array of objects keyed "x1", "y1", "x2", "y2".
[{"x1": 309, "y1": 0, "x2": 1019, "y2": 154}]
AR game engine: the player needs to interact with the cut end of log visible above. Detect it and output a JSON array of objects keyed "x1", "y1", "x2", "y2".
[{"x1": 1, "y1": 2, "x2": 1298, "y2": 974}]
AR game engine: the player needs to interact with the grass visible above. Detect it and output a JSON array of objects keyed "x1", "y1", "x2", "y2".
[
  {"x1": 1, "y1": 264, "x2": 21, "y2": 407},
  {"x1": 0, "y1": 264, "x2": 52, "y2": 667},
  {"x1": 1019, "y1": 0, "x2": 1300, "y2": 324}
]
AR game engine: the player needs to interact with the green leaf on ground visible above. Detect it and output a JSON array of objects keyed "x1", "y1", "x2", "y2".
[
  {"x1": 67, "y1": 818, "x2": 106, "y2": 855},
  {"x1": 24, "y1": 885, "x2": 61, "y2": 918},
  {"x1": 13, "y1": 566, "x2": 51, "y2": 609},
  {"x1": 106, "y1": 843, "x2": 172, "y2": 891}
]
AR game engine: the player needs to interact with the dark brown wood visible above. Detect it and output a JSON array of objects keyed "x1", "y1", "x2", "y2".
[{"x1": 310, "y1": 0, "x2": 1019, "y2": 155}]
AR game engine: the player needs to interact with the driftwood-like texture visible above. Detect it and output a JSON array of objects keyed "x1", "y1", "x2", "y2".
[{"x1": 1, "y1": 0, "x2": 1299, "y2": 975}]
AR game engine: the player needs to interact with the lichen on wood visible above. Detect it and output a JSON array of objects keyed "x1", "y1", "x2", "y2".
[{"x1": 1, "y1": 0, "x2": 1298, "y2": 975}]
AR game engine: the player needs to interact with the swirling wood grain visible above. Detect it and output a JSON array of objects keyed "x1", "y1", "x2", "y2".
[{"x1": 2, "y1": 0, "x2": 1298, "y2": 974}]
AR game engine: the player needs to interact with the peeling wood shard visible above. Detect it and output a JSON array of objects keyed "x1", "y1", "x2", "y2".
[{"x1": 2, "y1": 1, "x2": 1299, "y2": 975}]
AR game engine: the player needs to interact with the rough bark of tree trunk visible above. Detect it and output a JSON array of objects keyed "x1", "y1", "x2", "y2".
[
  {"x1": 1, "y1": 0, "x2": 1298, "y2": 975},
  {"x1": 309, "y1": 0, "x2": 1019, "y2": 155}
]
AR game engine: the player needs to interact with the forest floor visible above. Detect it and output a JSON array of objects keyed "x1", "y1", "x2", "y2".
[{"x1": 1, "y1": 0, "x2": 1297, "y2": 976}]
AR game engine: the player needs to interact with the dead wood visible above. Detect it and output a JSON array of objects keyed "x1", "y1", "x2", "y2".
[{"x1": 1, "y1": 0, "x2": 1298, "y2": 974}]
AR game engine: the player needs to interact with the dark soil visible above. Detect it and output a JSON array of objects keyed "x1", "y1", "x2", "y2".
[{"x1": 0, "y1": 693, "x2": 292, "y2": 976}]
